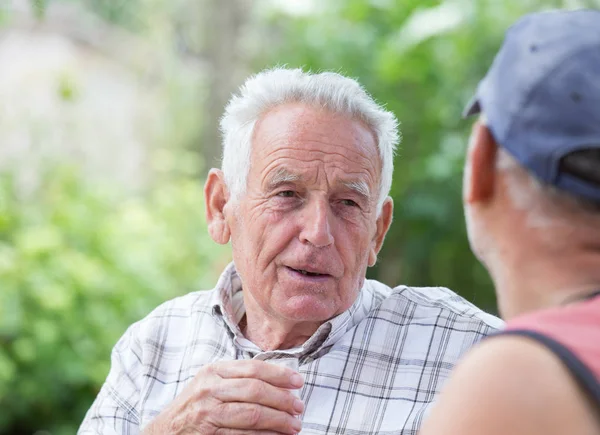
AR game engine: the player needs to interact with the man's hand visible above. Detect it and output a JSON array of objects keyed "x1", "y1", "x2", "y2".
[{"x1": 142, "y1": 360, "x2": 305, "y2": 434}]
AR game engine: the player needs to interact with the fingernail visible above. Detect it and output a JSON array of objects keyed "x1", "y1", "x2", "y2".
[
  {"x1": 293, "y1": 398, "x2": 304, "y2": 413},
  {"x1": 290, "y1": 373, "x2": 304, "y2": 387},
  {"x1": 292, "y1": 418, "x2": 302, "y2": 432}
]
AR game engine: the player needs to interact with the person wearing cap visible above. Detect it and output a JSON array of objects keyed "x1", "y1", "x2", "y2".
[
  {"x1": 419, "y1": 9, "x2": 600, "y2": 435},
  {"x1": 79, "y1": 67, "x2": 501, "y2": 435}
]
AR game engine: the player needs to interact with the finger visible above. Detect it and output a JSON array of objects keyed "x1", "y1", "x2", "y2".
[
  {"x1": 215, "y1": 378, "x2": 304, "y2": 416},
  {"x1": 211, "y1": 360, "x2": 304, "y2": 389},
  {"x1": 213, "y1": 402, "x2": 302, "y2": 435}
]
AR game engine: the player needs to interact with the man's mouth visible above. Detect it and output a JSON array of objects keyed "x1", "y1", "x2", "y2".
[{"x1": 286, "y1": 266, "x2": 329, "y2": 277}]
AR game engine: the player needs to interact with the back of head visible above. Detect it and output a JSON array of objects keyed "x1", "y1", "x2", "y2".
[
  {"x1": 465, "y1": 9, "x2": 600, "y2": 227},
  {"x1": 219, "y1": 68, "x2": 400, "y2": 213}
]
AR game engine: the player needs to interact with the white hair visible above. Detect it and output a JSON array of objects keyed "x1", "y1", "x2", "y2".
[
  {"x1": 219, "y1": 67, "x2": 400, "y2": 213},
  {"x1": 497, "y1": 149, "x2": 600, "y2": 229}
]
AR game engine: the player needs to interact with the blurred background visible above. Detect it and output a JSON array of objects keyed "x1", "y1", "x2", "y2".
[{"x1": 0, "y1": 0, "x2": 597, "y2": 433}]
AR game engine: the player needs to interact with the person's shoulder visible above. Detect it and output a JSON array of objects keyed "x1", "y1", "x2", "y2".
[
  {"x1": 123, "y1": 288, "x2": 219, "y2": 342},
  {"x1": 145, "y1": 288, "x2": 218, "y2": 320},
  {"x1": 368, "y1": 279, "x2": 502, "y2": 331},
  {"x1": 457, "y1": 334, "x2": 575, "y2": 394},
  {"x1": 419, "y1": 334, "x2": 599, "y2": 435}
]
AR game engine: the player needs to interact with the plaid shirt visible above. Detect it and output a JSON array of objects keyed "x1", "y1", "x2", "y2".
[{"x1": 79, "y1": 263, "x2": 501, "y2": 435}]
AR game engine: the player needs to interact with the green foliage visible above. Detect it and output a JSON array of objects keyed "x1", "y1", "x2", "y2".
[
  {"x1": 0, "y1": 168, "x2": 231, "y2": 434},
  {"x1": 30, "y1": 0, "x2": 48, "y2": 20},
  {"x1": 57, "y1": 73, "x2": 79, "y2": 102},
  {"x1": 80, "y1": 0, "x2": 145, "y2": 29}
]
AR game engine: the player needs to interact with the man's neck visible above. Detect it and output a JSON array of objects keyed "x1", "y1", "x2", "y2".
[
  {"x1": 238, "y1": 289, "x2": 330, "y2": 351},
  {"x1": 493, "y1": 247, "x2": 600, "y2": 319},
  {"x1": 240, "y1": 311, "x2": 324, "y2": 351}
]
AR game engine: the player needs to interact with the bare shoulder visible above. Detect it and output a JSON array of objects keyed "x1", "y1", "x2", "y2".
[{"x1": 419, "y1": 334, "x2": 600, "y2": 435}]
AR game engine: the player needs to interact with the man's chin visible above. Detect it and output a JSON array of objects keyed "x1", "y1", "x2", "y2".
[{"x1": 277, "y1": 295, "x2": 339, "y2": 323}]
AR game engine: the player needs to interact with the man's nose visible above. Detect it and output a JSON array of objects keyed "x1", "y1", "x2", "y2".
[{"x1": 299, "y1": 198, "x2": 334, "y2": 248}]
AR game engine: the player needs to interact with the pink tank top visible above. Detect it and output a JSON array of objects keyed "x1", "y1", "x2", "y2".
[{"x1": 500, "y1": 293, "x2": 600, "y2": 405}]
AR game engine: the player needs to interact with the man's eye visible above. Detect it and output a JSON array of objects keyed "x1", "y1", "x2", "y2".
[
  {"x1": 341, "y1": 199, "x2": 358, "y2": 207},
  {"x1": 277, "y1": 190, "x2": 296, "y2": 198}
]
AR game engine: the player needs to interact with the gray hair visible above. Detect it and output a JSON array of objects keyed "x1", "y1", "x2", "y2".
[
  {"x1": 219, "y1": 67, "x2": 400, "y2": 213},
  {"x1": 475, "y1": 113, "x2": 600, "y2": 231},
  {"x1": 474, "y1": 114, "x2": 599, "y2": 236},
  {"x1": 497, "y1": 149, "x2": 600, "y2": 229}
]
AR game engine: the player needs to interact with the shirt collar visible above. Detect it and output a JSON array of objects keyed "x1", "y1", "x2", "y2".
[{"x1": 211, "y1": 262, "x2": 375, "y2": 357}]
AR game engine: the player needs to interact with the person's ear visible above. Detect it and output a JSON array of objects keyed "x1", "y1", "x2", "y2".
[
  {"x1": 204, "y1": 169, "x2": 231, "y2": 244},
  {"x1": 368, "y1": 197, "x2": 393, "y2": 267},
  {"x1": 464, "y1": 121, "x2": 498, "y2": 205}
]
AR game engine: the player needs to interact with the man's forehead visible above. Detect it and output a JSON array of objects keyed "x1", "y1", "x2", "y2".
[
  {"x1": 252, "y1": 103, "x2": 379, "y2": 158},
  {"x1": 249, "y1": 103, "x2": 381, "y2": 191}
]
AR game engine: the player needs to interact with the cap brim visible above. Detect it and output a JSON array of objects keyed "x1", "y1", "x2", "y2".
[{"x1": 462, "y1": 96, "x2": 481, "y2": 118}]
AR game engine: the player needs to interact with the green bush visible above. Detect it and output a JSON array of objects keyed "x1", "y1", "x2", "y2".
[{"x1": 0, "y1": 168, "x2": 231, "y2": 435}]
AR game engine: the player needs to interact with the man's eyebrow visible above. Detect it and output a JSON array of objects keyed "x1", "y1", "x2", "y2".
[
  {"x1": 265, "y1": 168, "x2": 301, "y2": 189},
  {"x1": 342, "y1": 180, "x2": 371, "y2": 199},
  {"x1": 265, "y1": 169, "x2": 372, "y2": 198}
]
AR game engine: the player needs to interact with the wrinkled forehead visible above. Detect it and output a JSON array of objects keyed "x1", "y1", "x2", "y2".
[{"x1": 248, "y1": 103, "x2": 381, "y2": 187}]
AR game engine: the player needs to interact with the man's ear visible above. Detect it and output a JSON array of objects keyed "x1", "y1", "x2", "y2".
[
  {"x1": 204, "y1": 169, "x2": 231, "y2": 244},
  {"x1": 464, "y1": 121, "x2": 498, "y2": 205},
  {"x1": 368, "y1": 197, "x2": 393, "y2": 267}
]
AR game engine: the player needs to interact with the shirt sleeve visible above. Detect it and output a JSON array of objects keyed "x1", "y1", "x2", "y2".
[{"x1": 78, "y1": 322, "x2": 144, "y2": 435}]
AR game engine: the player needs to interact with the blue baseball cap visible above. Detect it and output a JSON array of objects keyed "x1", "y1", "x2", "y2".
[{"x1": 464, "y1": 9, "x2": 600, "y2": 203}]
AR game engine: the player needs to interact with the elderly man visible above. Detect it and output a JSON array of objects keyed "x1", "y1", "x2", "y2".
[
  {"x1": 420, "y1": 10, "x2": 600, "y2": 435},
  {"x1": 79, "y1": 68, "x2": 500, "y2": 435}
]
